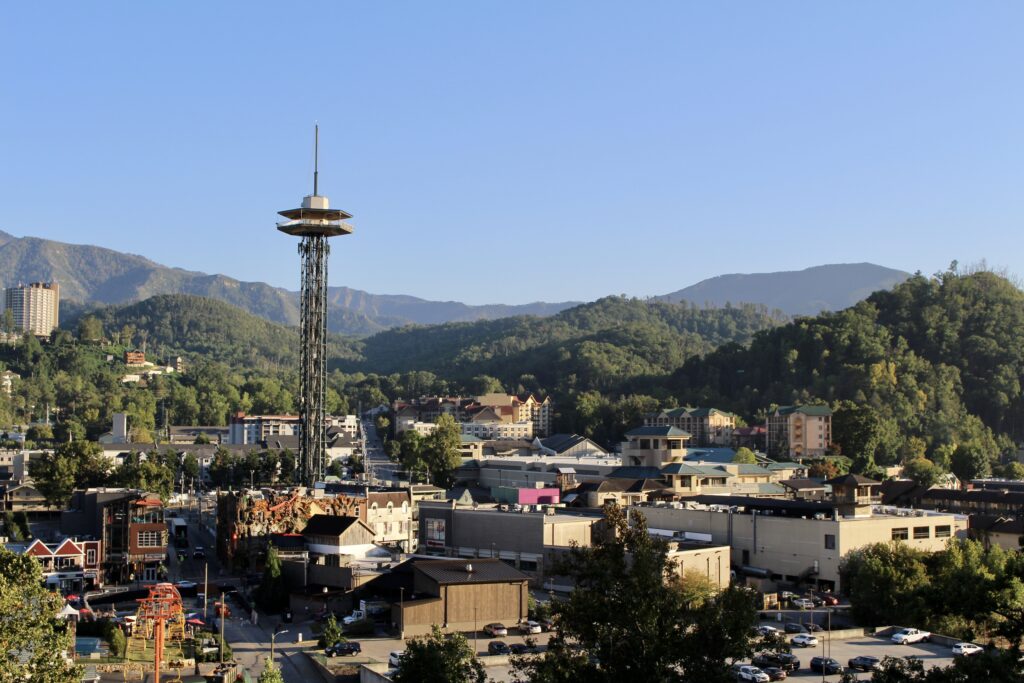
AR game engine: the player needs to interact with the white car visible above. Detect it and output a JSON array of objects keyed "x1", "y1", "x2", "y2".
[
  {"x1": 952, "y1": 642, "x2": 983, "y2": 656},
  {"x1": 520, "y1": 620, "x2": 542, "y2": 634},
  {"x1": 755, "y1": 625, "x2": 780, "y2": 636},
  {"x1": 735, "y1": 665, "x2": 770, "y2": 682},
  {"x1": 792, "y1": 598, "x2": 816, "y2": 609},
  {"x1": 891, "y1": 628, "x2": 930, "y2": 644},
  {"x1": 388, "y1": 651, "x2": 404, "y2": 667},
  {"x1": 791, "y1": 634, "x2": 819, "y2": 648}
]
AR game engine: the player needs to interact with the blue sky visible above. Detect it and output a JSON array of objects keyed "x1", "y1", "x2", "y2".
[{"x1": 2, "y1": 2, "x2": 1022, "y2": 305}]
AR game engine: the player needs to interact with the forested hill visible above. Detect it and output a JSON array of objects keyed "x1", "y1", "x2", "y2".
[
  {"x1": 344, "y1": 297, "x2": 788, "y2": 392},
  {"x1": 67, "y1": 295, "x2": 361, "y2": 373},
  {"x1": 670, "y1": 269, "x2": 1024, "y2": 475}
]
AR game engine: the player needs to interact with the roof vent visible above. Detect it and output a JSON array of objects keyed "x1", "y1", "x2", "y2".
[{"x1": 465, "y1": 563, "x2": 474, "y2": 573}]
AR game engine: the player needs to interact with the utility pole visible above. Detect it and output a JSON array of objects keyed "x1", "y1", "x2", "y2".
[
  {"x1": 219, "y1": 591, "x2": 226, "y2": 664},
  {"x1": 203, "y1": 563, "x2": 209, "y2": 623}
]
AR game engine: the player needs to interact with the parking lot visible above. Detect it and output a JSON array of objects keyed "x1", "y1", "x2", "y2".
[{"x1": 750, "y1": 630, "x2": 957, "y2": 679}]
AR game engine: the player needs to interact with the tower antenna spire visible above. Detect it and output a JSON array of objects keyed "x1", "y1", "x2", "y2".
[{"x1": 313, "y1": 123, "x2": 319, "y2": 196}]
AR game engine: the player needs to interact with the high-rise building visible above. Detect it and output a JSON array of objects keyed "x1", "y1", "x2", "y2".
[{"x1": 4, "y1": 282, "x2": 59, "y2": 337}]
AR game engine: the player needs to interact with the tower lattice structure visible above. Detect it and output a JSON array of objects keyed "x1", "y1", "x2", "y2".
[{"x1": 276, "y1": 127, "x2": 353, "y2": 486}]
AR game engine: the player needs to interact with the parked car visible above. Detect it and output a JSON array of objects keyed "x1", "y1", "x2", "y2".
[
  {"x1": 848, "y1": 655, "x2": 881, "y2": 671},
  {"x1": 752, "y1": 652, "x2": 800, "y2": 672},
  {"x1": 810, "y1": 657, "x2": 843, "y2": 675},
  {"x1": 325, "y1": 641, "x2": 362, "y2": 657},
  {"x1": 509, "y1": 643, "x2": 538, "y2": 655},
  {"x1": 791, "y1": 634, "x2": 818, "y2": 648},
  {"x1": 816, "y1": 592, "x2": 839, "y2": 606},
  {"x1": 784, "y1": 623, "x2": 807, "y2": 634},
  {"x1": 520, "y1": 620, "x2": 542, "y2": 634},
  {"x1": 791, "y1": 598, "x2": 816, "y2": 610},
  {"x1": 732, "y1": 665, "x2": 770, "y2": 682},
  {"x1": 779, "y1": 591, "x2": 798, "y2": 602},
  {"x1": 484, "y1": 623, "x2": 508, "y2": 637},
  {"x1": 192, "y1": 546, "x2": 206, "y2": 559},
  {"x1": 805, "y1": 623, "x2": 824, "y2": 633},
  {"x1": 734, "y1": 665, "x2": 770, "y2": 682},
  {"x1": 952, "y1": 642, "x2": 983, "y2": 656},
  {"x1": 755, "y1": 625, "x2": 781, "y2": 637},
  {"x1": 891, "y1": 628, "x2": 931, "y2": 644},
  {"x1": 388, "y1": 651, "x2": 404, "y2": 667},
  {"x1": 488, "y1": 641, "x2": 511, "y2": 655},
  {"x1": 761, "y1": 666, "x2": 786, "y2": 681},
  {"x1": 175, "y1": 580, "x2": 197, "y2": 590}
]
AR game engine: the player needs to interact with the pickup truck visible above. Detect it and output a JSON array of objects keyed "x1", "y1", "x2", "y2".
[
  {"x1": 891, "y1": 628, "x2": 931, "y2": 644},
  {"x1": 343, "y1": 610, "x2": 369, "y2": 625}
]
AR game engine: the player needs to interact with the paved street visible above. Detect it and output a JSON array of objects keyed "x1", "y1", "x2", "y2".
[{"x1": 173, "y1": 505, "x2": 327, "y2": 682}]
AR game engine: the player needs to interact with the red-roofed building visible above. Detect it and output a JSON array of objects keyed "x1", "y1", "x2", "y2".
[{"x1": 5, "y1": 537, "x2": 103, "y2": 593}]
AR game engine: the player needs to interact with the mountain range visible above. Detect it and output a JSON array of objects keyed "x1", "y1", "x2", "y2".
[
  {"x1": 0, "y1": 229, "x2": 910, "y2": 333},
  {"x1": 657, "y1": 263, "x2": 911, "y2": 315}
]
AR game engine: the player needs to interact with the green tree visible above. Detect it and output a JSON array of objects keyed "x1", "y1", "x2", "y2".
[
  {"x1": 423, "y1": 413, "x2": 462, "y2": 487},
  {"x1": 194, "y1": 432, "x2": 211, "y2": 445},
  {"x1": 109, "y1": 628, "x2": 127, "y2": 658},
  {"x1": 258, "y1": 544, "x2": 288, "y2": 613},
  {"x1": 951, "y1": 444, "x2": 992, "y2": 482},
  {"x1": 997, "y1": 461, "x2": 1024, "y2": 480},
  {"x1": 840, "y1": 542, "x2": 930, "y2": 626},
  {"x1": 902, "y1": 458, "x2": 943, "y2": 489},
  {"x1": 318, "y1": 613, "x2": 343, "y2": 648},
  {"x1": 515, "y1": 505, "x2": 757, "y2": 683},
  {"x1": 278, "y1": 448, "x2": 296, "y2": 483},
  {"x1": 181, "y1": 452, "x2": 200, "y2": 484},
  {"x1": 28, "y1": 441, "x2": 108, "y2": 506},
  {"x1": 732, "y1": 447, "x2": 757, "y2": 464},
  {"x1": 391, "y1": 625, "x2": 486, "y2": 683},
  {"x1": 257, "y1": 660, "x2": 285, "y2": 683},
  {"x1": 77, "y1": 315, "x2": 104, "y2": 342},
  {"x1": 0, "y1": 547, "x2": 81, "y2": 682}
]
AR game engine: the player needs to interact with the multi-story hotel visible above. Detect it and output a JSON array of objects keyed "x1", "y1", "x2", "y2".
[
  {"x1": 766, "y1": 405, "x2": 832, "y2": 459},
  {"x1": 644, "y1": 407, "x2": 736, "y2": 446},
  {"x1": 4, "y1": 281, "x2": 59, "y2": 337}
]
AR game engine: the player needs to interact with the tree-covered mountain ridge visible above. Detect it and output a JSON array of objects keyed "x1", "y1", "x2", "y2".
[
  {"x1": 671, "y1": 267, "x2": 1024, "y2": 476},
  {"x1": 0, "y1": 230, "x2": 578, "y2": 335},
  {"x1": 1, "y1": 229, "x2": 909, "y2": 334}
]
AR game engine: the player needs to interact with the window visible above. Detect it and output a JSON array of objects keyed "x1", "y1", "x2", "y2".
[
  {"x1": 137, "y1": 530, "x2": 163, "y2": 548},
  {"x1": 935, "y1": 525, "x2": 951, "y2": 538},
  {"x1": 824, "y1": 534, "x2": 836, "y2": 550},
  {"x1": 913, "y1": 526, "x2": 930, "y2": 539},
  {"x1": 519, "y1": 560, "x2": 538, "y2": 571},
  {"x1": 891, "y1": 528, "x2": 909, "y2": 541},
  {"x1": 86, "y1": 549, "x2": 96, "y2": 565}
]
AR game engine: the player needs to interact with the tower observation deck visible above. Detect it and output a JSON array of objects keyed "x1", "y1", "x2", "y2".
[{"x1": 276, "y1": 127, "x2": 353, "y2": 486}]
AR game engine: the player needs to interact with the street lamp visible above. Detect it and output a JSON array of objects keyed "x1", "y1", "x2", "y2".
[{"x1": 270, "y1": 627, "x2": 289, "y2": 668}]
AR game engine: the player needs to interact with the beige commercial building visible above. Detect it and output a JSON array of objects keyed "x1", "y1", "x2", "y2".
[
  {"x1": 766, "y1": 405, "x2": 832, "y2": 459},
  {"x1": 417, "y1": 501, "x2": 598, "y2": 581},
  {"x1": 620, "y1": 426, "x2": 691, "y2": 468},
  {"x1": 637, "y1": 498, "x2": 966, "y2": 592},
  {"x1": 4, "y1": 282, "x2": 59, "y2": 337}
]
